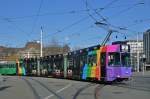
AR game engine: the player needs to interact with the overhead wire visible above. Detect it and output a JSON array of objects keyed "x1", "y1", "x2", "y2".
[
  {"x1": 49, "y1": 25, "x2": 94, "y2": 40},
  {"x1": 43, "y1": 16, "x2": 89, "y2": 39},
  {"x1": 109, "y1": 2, "x2": 145, "y2": 19},
  {"x1": 85, "y1": 0, "x2": 97, "y2": 22},
  {"x1": 3, "y1": 9, "x2": 89, "y2": 20},
  {"x1": 0, "y1": 2, "x2": 137, "y2": 21},
  {"x1": 44, "y1": 25, "x2": 96, "y2": 47},
  {"x1": 0, "y1": 0, "x2": 146, "y2": 48},
  {"x1": 40, "y1": 0, "x2": 146, "y2": 45},
  {"x1": 106, "y1": 1, "x2": 145, "y2": 40},
  {"x1": 0, "y1": 0, "x2": 45, "y2": 47},
  {"x1": 40, "y1": 0, "x2": 145, "y2": 46},
  {"x1": 109, "y1": 0, "x2": 145, "y2": 39},
  {"x1": 85, "y1": 0, "x2": 144, "y2": 28},
  {"x1": 58, "y1": 25, "x2": 95, "y2": 46},
  {"x1": 67, "y1": 25, "x2": 94, "y2": 38},
  {"x1": 0, "y1": 0, "x2": 141, "y2": 44},
  {"x1": 84, "y1": 0, "x2": 119, "y2": 26},
  {"x1": 84, "y1": 0, "x2": 128, "y2": 42},
  {"x1": 43, "y1": 13, "x2": 108, "y2": 40},
  {"x1": 93, "y1": 0, "x2": 144, "y2": 40},
  {"x1": 93, "y1": 0, "x2": 119, "y2": 23},
  {"x1": 3, "y1": 18, "x2": 29, "y2": 34},
  {"x1": 102, "y1": 0, "x2": 119, "y2": 10},
  {"x1": 30, "y1": 0, "x2": 44, "y2": 35},
  {"x1": 43, "y1": 0, "x2": 122, "y2": 44},
  {"x1": 0, "y1": 15, "x2": 32, "y2": 48},
  {"x1": 125, "y1": 18, "x2": 150, "y2": 28},
  {"x1": 71, "y1": 35, "x2": 104, "y2": 48},
  {"x1": 0, "y1": 17, "x2": 31, "y2": 43}
]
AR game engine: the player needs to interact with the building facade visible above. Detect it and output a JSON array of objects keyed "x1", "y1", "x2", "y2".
[
  {"x1": 0, "y1": 41, "x2": 70, "y2": 61},
  {"x1": 19, "y1": 41, "x2": 41, "y2": 58},
  {"x1": 126, "y1": 40, "x2": 144, "y2": 71},
  {"x1": 143, "y1": 29, "x2": 150, "y2": 65}
]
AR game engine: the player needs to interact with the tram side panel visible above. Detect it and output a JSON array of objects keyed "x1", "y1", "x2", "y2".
[{"x1": 67, "y1": 49, "x2": 88, "y2": 80}]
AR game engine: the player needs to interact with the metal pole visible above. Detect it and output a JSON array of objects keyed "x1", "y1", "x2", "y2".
[
  {"x1": 37, "y1": 59, "x2": 40, "y2": 76},
  {"x1": 142, "y1": 61, "x2": 145, "y2": 75},
  {"x1": 40, "y1": 26, "x2": 43, "y2": 57},
  {"x1": 130, "y1": 53, "x2": 133, "y2": 68},
  {"x1": 137, "y1": 33, "x2": 140, "y2": 72},
  {"x1": 142, "y1": 54, "x2": 145, "y2": 75},
  {"x1": 63, "y1": 54, "x2": 67, "y2": 78}
]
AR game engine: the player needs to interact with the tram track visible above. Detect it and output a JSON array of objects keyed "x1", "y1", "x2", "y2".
[
  {"x1": 94, "y1": 84, "x2": 105, "y2": 99},
  {"x1": 72, "y1": 83, "x2": 95, "y2": 99},
  {"x1": 6, "y1": 75, "x2": 150, "y2": 98},
  {"x1": 23, "y1": 77, "x2": 63, "y2": 99},
  {"x1": 23, "y1": 78, "x2": 41, "y2": 99},
  {"x1": 30, "y1": 78, "x2": 63, "y2": 99},
  {"x1": 72, "y1": 83, "x2": 105, "y2": 99}
]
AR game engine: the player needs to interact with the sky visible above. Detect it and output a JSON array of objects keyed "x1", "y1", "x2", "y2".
[{"x1": 0, "y1": 0, "x2": 150, "y2": 49}]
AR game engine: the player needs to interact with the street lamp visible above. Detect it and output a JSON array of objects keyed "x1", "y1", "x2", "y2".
[
  {"x1": 40, "y1": 26, "x2": 43, "y2": 57},
  {"x1": 142, "y1": 54, "x2": 146, "y2": 75}
]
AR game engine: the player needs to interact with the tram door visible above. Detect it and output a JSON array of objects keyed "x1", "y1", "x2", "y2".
[
  {"x1": 73, "y1": 53, "x2": 80, "y2": 79},
  {"x1": 100, "y1": 52, "x2": 106, "y2": 81},
  {"x1": 79, "y1": 53, "x2": 87, "y2": 79},
  {"x1": 47, "y1": 56, "x2": 54, "y2": 76},
  {"x1": 53, "y1": 55, "x2": 64, "y2": 78},
  {"x1": 67, "y1": 53, "x2": 74, "y2": 78}
]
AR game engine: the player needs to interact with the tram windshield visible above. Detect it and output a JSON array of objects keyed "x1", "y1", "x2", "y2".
[
  {"x1": 108, "y1": 52, "x2": 120, "y2": 66},
  {"x1": 121, "y1": 53, "x2": 130, "y2": 66}
]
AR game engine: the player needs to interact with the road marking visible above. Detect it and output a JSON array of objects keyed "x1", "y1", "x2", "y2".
[{"x1": 44, "y1": 84, "x2": 72, "y2": 99}]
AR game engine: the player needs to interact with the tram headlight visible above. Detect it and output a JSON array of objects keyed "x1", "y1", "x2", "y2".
[{"x1": 126, "y1": 71, "x2": 129, "y2": 74}]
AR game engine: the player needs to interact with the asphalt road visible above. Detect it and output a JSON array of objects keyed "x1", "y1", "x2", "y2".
[{"x1": 0, "y1": 71, "x2": 150, "y2": 99}]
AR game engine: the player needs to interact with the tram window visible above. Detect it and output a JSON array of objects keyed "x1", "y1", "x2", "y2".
[
  {"x1": 55, "y1": 61, "x2": 59, "y2": 69},
  {"x1": 55, "y1": 58, "x2": 63, "y2": 70},
  {"x1": 33, "y1": 63, "x2": 36, "y2": 69},
  {"x1": 45, "y1": 59, "x2": 49, "y2": 69},
  {"x1": 43, "y1": 61, "x2": 47, "y2": 69},
  {"x1": 121, "y1": 53, "x2": 130, "y2": 66},
  {"x1": 88, "y1": 55, "x2": 97, "y2": 66},
  {"x1": 33, "y1": 61, "x2": 37, "y2": 69},
  {"x1": 108, "y1": 53, "x2": 120, "y2": 66},
  {"x1": 80, "y1": 55, "x2": 87, "y2": 67},
  {"x1": 74, "y1": 55, "x2": 80, "y2": 68}
]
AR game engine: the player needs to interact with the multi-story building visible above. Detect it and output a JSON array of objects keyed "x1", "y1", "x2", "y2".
[
  {"x1": 126, "y1": 40, "x2": 144, "y2": 71},
  {"x1": 143, "y1": 29, "x2": 150, "y2": 69},
  {"x1": 19, "y1": 41, "x2": 41, "y2": 58}
]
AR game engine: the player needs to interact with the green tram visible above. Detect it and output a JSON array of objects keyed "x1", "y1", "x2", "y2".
[{"x1": 0, "y1": 62, "x2": 16, "y2": 75}]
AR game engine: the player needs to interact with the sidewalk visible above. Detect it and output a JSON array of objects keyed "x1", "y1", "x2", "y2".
[{"x1": 133, "y1": 70, "x2": 150, "y2": 77}]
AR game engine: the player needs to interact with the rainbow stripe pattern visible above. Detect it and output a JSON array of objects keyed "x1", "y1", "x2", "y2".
[
  {"x1": 16, "y1": 59, "x2": 26, "y2": 76},
  {"x1": 81, "y1": 47, "x2": 101, "y2": 80}
]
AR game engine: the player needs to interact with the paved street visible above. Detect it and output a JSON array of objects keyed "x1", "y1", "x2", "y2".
[{"x1": 0, "y1": 71, "x2": 150, "y2": 99}]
